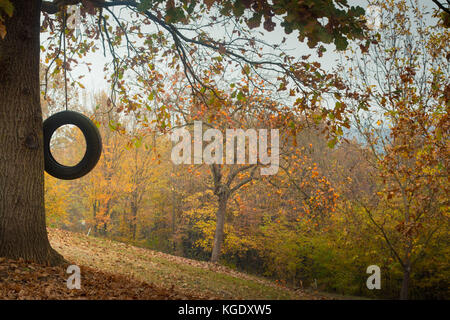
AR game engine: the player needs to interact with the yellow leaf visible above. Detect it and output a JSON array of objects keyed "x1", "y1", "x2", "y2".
[
  {"x1": 0, "y1": 23, "x2": 5, "y2": 39},
  {"x1": 0, "y1": 0, "x2": 14, "y2": 17}
]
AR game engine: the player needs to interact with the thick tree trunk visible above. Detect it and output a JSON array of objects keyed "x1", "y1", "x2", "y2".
[
  {"x1": 0, "y1": 1, "x2": 64, "y2": 265},
  {"x1": 210, "y1": 193, "x2": 228, "y2": 263}
]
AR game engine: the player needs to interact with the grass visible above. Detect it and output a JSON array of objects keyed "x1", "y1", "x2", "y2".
[{"x1": 48, "y1": 228, "x2": 329, "y2": 300}]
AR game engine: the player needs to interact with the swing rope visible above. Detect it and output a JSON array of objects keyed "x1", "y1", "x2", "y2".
[
  {"x1": 43, "y1": 8, "x2": 103, "y2": 181},
  {"x1": 63, "y1": 8, "x2": 68, "y2": 111}
]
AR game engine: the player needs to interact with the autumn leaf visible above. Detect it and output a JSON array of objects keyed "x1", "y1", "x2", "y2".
[
  {"x1": 0, "y1": 0, "x2": 14, "y2": 17},
  {"x1": 0, "y1": 22, "x2": 6, "y2": 39},
  {"x1": 218, "y1": 43, "x2": 226, "y2": 55},
  {"x1": 204, "y1": 0, "x2": 216, "y2": 10}
]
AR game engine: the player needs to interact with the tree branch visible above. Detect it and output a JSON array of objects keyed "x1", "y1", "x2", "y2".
[{"x1": 431, "y1": 0, "x2": 450, "y2": 15}]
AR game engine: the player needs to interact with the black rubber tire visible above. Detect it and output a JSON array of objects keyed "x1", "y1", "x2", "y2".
[{"x1": 43, "y1": 111, "x2": 102, "y2": 180}]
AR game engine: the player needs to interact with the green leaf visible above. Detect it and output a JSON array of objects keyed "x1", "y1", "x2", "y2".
[
  {"x1": 134, "y1": 137, "x2": 143, "y2": 148},
  {"x1": 108, "y1": 121, "x2": 117, "y2": 131},
  {"x1": 316, "y1": 27, "x2": 333, "y2": 44},
  {"x1": 0, "y1": 0, "x2": 14, "y2": 17},
  {"x1": 334, "y1": 36, "x2": 348, "y2": 51},
  {"x1": 247, "y1": 13, "x2": 262, "y2": 29},
  {"x1": 232, "y1": 0, "x2": 245, "y2": 17},
  {"x1": 137, "y1": 0, "x2": 152, "y2": 12},
  {"x1": 327, "y1": 137, "x2": 338, "y2": 149}
]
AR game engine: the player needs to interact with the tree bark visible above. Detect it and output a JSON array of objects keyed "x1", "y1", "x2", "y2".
[
  {"x1": 0, "y1": 1, "x2": 64, "y2": 265},
  {"x1": 400, "y1": 245, "x2": 412, "y2": 300},
  {"x1": 210, "y1": 192, "x2": 228, "y2": 263},
  {"x1": 130, "y1": 198, "x2": 137, "y2": 240},
  {"x1": 400, "y1": 266, "x2": 410, "y2": 300},
  {"x1": 93, "y1": 200, "x2": 98, "y2": 233}
]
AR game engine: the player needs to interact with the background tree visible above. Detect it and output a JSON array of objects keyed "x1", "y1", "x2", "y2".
[{"x1": 338, "y1": 0, "x2": 449, "y2": 299}]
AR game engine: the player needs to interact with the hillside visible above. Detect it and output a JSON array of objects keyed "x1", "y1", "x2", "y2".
[{"x1": 0, "y1": 228, "x2": 333, "y2": 300}]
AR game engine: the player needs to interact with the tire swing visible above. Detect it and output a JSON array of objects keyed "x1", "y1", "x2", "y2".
[
  {"x1": 44, "y1": 10, "x2": 102, "y2": 180},
  {"x1": 43, "y1": 111, "x2": 102, "y2": 180}
]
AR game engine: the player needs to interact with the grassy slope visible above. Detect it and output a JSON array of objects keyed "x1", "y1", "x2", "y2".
[{"x1": 48, "y1": 228, "x2": 331, "y2": 300}]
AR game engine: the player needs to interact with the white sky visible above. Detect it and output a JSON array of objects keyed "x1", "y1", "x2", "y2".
[{"x1": 41, "y1": 0, "x2": 437, "y2": 107}]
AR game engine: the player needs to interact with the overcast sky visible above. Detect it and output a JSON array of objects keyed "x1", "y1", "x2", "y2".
[{"x1": 42, "y1": 0, "x2": 438, "y2": 108}]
